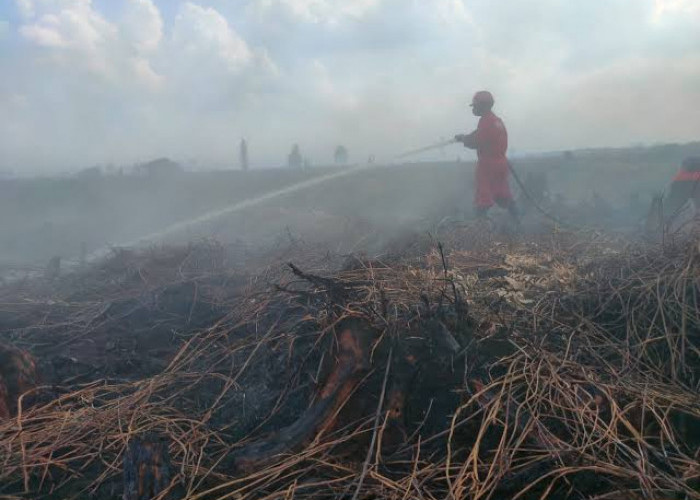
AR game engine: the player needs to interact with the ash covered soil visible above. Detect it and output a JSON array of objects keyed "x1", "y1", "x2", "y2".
[{"x1": 0, "y1": 219, "x2": 698, "y2": 500}]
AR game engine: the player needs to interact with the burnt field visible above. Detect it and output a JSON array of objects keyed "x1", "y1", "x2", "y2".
[
  {"x1": 0, "y1": 142, "x2": 699, "y2": 499},
  {"x1": 0, "y1": 220, "x2": 699, "y2": 499}
]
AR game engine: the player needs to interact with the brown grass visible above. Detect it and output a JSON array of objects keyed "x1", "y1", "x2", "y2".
[{"x1": 0, "y1": 225, "x2": 698, "y2": 499}]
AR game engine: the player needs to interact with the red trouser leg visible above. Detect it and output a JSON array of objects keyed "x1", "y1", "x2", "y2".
[
  {"x1": 475, "y1": 164, "x2": 494, "y2": 209},
  {"x1": 490, "y1": 165, "x2": 513, "y2": 207}
]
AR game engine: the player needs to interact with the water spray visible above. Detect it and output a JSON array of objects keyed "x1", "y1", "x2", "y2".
[
  {"x1": 80, "y1": 162, "x2": 383, "y2": 264},
  {"x1": 395, "y1": 138, "x2": 458, "y2": 159},
  {"x1": 72, "y1": 137, "x2": 468, "y2": 268}
]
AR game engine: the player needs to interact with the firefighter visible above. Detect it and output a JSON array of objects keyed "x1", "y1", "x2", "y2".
[
  {"x1": 663, "y1": 156, "x2": 700, "y2": 224},
  {"x1": 455, "y1": 91, "x2": 518, "y2": 221},
  {"x1": 288, "y1": 144, "x2": 303, "y2": 169}
]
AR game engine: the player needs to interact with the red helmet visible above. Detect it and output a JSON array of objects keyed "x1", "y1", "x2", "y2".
[{"x1": 471, "y1": 90, "x2": 494, "y2": 108}]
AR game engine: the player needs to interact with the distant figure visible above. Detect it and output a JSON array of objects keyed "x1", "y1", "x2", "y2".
[
  {"x1": 239, "y1": 139, "x2": 249, "y2": 171},
  {"x1": 368, "y1": 155, "x2": 375, "y2": 164},
  {"x1": 288, "y1": 144, "x2": 303, "y2": 169},
  {"x1": 455, "y1": 91, "x2": 518, "y2": 222},
  {"x1": 662, "y1": 156, "x2": 700, "y2": 224},
  {"x1": 334, "y1": 145, "x2": 349, "y2": 165}
]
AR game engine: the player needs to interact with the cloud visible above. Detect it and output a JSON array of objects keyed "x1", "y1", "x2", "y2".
[
  {"x1": 129, "y1": 56, "x2": 164, "y2": 90},
  {"x1": 3, "y1": 0, "x2": 279, "y2": 168},
  {"x1": 253, "y1": 0, "x2": 380, "y2": 25},
  {"x1": 1, "y1": 0, "x2": 699, "y2": 171},
  {"x1": 121, "y1": 0, "x2": 163, "y2": 53},
  {"x1": 434, "y1": 0, "x2": 473, "y2": 24},
  {"x1": 19, "y1": 0, "x2": 116, "y2": 50},
  {"x1": 15, "y1": 0, "x2": 34, "y2": 18},
  {"x1": 173, "y1": 3, "x2": 252, "y2": 71},
  {"x1": 0, "y1": 20, "x2": 9, "y2": 39},
  {"x1": 15, "y1": 0, "x2": 166, "y2": 88},
  {"x1": 17, "y1": 0, "x2": 119, "y2": 79},
  {"x1": 654, "y1": 0, "x2": 700, "y2": 17}
]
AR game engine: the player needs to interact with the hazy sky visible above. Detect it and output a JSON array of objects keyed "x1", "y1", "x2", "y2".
[{"x1": 0, "y1": 0, "x2": 699, "y2": 172}]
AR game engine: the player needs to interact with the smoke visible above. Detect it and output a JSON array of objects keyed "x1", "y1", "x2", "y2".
[
  {"x1": 1, "y1": 0, "x2": 699, "y2": 172},
  {"x1": 1, "y1": 0, "x2": 699, "y2": 274}
]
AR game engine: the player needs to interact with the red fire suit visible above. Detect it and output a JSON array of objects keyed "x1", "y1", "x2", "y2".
[
  {"x1": 665, "y1": 158, "x2": 700, "y2": 219},
  {"x1": 464, "y1": 111, "x2": 512, "y2": 209}
]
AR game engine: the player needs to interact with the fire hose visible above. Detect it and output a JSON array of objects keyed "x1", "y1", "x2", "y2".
[{"x1": 396, "y1": 138, "x2": 574, "y2": 228}]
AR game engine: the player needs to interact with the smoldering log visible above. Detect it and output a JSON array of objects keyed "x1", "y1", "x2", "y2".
[{"x1": 231, "y1": 319, "x2": 377, "y2": 473}]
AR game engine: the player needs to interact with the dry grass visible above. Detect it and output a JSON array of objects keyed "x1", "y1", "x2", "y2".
[{"x1": 0, "y1": 225, "x2": 698, "y2": 499}]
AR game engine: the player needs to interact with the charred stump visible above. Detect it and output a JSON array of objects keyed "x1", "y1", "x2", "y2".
[
  {"x1": 232, "y1": 318, "x2": 377, "y2": 472},
  {"x1": 0, "y1": 342, "x2": 38, "y2": 419},
  {"x1": 123, "y1": 435, "x2": 171, "y2": 500}
]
